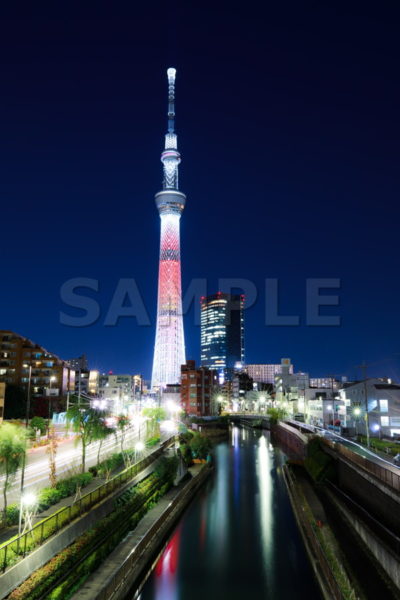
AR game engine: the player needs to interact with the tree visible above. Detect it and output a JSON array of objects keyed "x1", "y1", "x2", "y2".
[
  {"x1": 66, "y1": 406, "x2": 103, "y2": 473},
  {"x1": 0, "y1": 423, "x2": 26, "y2": 523},
  {"x1": 30, "y1": 416, "x2": 46, "y2": 437},
  {"x1": 267, "y1": 406, "x2": 287, "y2": 425},
  {"x1": 116, "y1": 415, "x2": 130, "y2": 454},
  {"x1": 47, "y1": 426, "x2": 58, "y2": 487},
  {"x1": 95, "y1": 420, "x2": 115, "y2": 466},
  {"x1": 189, "y1": 433, "x2": 212, "y2": 459},
  {"x1": 142, "y1": 407, "x2": 166, "y2": 437}
]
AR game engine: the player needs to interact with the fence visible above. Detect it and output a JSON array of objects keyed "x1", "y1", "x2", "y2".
[
  {"x1": 324, "y1": 440, "x2": 400, "y2": 493},
  {"x1": 0, "y1": 437, "x2": 173, "y2": 573},
  {"x1": 98, "y1": 465, "x2": 212, "y2": 600}
]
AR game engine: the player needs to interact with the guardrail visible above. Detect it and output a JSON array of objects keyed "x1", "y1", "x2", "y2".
[
  {"x1": 324, "y1": 440, "x2": 400, "y2": 493},
  {"x1": 0, "y1": 438, "x2": 174, "y2": 573}
]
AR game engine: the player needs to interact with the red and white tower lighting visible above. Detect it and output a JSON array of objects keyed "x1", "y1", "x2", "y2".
[{"x1": 151, "y1": 68, "x2": 186, "y2": 390}]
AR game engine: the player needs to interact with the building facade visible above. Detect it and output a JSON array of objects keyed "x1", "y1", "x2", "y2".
[
  {"x1": 340, "y1": 379, "x2": 400, "y2": 438},
  {"x1": 151, "y1": 68, "x2": 186, "y2": 390},
  {"x1": 98, "y1": 374, "x2": 141, "y2": 414},
  {"x1": 200, "y1": 293, "x2": 245, "y2": 380},
  {"x1": 0, "y1": 382, "x2": 4, "y2": 424},
  {"x1": 246, "y1": 362, "x2": 294, "y2": 384},
  {"x1": 67, "y1": 354, "x2": 88, "y2": 372},
  {"x1": 0, "y1": 330, "x2": 75, "y2": 401},
  {"x1": 181, "y1": 360, "x2": 218, "y2": 417}
]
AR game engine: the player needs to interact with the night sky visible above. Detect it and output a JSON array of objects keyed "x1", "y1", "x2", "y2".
[{"x1": 1, "y1": 3, "x2": 399, "y2": 381}]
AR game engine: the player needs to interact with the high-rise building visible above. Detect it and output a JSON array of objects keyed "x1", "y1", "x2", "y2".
[
  {"x1": 0, "y1": 330, "x2": 75, "y2": 399},
  {"x1": 200, "y1": 293, "x2": 245, "y2": 380},
  {"x1": 151, "y1": 68, "x2": 186, "y2": 390},
  {"x1": 181, "y1": 360, "x2": 218, "y2": 416}
]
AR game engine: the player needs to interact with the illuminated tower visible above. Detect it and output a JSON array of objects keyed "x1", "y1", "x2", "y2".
[{"x1": 151, "y1": 68, "x2": 186, "y2": 390}]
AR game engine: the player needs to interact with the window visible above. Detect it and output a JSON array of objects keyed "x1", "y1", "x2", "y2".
[
  {"x1": 390, "y1": 417, "x2": 400, "y2": 426},
  {"x1": 381, "y1": 416, "x2": 389, "y2": 427},
  {"x1": 380, "y1": 399, "x2": 388, "y2": 412}
]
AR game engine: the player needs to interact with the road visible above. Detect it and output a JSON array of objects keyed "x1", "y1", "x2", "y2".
[{"x1": 0, "y1": 424, "x2": 147, "y2": 508}]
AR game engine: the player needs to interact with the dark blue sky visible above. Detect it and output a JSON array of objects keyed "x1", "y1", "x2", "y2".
[{"x1": 1, "y1": 3, "x2": 400, "y2": 381}]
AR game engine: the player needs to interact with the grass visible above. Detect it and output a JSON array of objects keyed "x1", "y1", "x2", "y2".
[
  {"x1": 289, "y1": 468, "x2": 357, "y2": 600},
  {"x1": 358, "y1": 435, "x2": 400, "y2": 455}
]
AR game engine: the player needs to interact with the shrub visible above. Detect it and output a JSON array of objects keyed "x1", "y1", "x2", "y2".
[
  {"x1": 179, "y1": 431, "x2": 194, "y2": 444},
  {"x1": 189, "y1": 434, "x2": 212, "y2": 459},
  {"x1": 305, "y1": 438, "x2": 335, "y2": 482},
  {"x1": 146, "y1": 435, "x2": 161, "y2": 447},
  {"x1": 8, "y1": 469, "x2": 173, "y2": 600},
  {"x1": 37, "y1": 488, "x2": 63, "y2": 511},
  {"x1": 155, "y1": 456, "x2": 179, "y2": 483},
  {"x1": 179, "y1": 443, "x2": 193, "y2": 466},
  {"x1": 5, "y1": 503, "x2": 19, "y2": 526},
  {"x1": 56, "y1": 472, "x2": 93, "y2": 497}
]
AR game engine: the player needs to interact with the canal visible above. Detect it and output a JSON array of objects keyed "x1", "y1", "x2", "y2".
[{"x1": 135, "y1": 426, "x2": 322, "y2": 600}]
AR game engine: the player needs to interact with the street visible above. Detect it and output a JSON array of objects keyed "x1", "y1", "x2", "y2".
[{"x1": 0, "y1": 424, "x2": 146, "y2": 508}]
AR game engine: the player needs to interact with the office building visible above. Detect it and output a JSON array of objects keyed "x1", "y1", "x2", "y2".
[{"x1": 200, "y1": 293, "x2": 245, "y2": 380}]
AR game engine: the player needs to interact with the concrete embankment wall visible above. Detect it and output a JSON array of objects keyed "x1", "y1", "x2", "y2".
[
  {"x1": 282, "y1": 465, "x2": 344, "y2": 600},
  {"x1": 335, "y1": 458, "x2": 400, "y2": 536},
  {"x1": 326, "y1": 486, "x2": 400, "y2": 591},
  {"x1": 273, "y1": 422, "x2": 308, "y2": 461},
  {"x1": 88, "y1": 465, "x2": 212, "y2": 600}
]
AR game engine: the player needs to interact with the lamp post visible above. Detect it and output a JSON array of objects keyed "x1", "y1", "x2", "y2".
[
  {"x1": 373, "y1": 423, "x2": 381, "y2": 440},
  {"x1": 19, "y1": 492, "x2": 37, "y2": 535},
  {"x1": 134, "y1": 440, "x2": 145, "y2": 462},
  {"x1": 48, "y1": 375, "x2": 56, "y2": 432}
]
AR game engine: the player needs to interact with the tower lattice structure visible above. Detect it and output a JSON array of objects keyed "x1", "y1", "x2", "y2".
[{"x1": 151, "y1": 68, "x2": 186, "y2": 390}]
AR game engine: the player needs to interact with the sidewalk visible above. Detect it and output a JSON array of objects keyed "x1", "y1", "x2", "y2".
[{"x1": 73, "y1": 464, "x2": 205, "y2": 600}]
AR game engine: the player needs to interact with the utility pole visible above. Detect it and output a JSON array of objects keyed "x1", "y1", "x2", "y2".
[
  {"x1": 19, "y1": 363, "x2": 32, "y2": 534},
  {"x1": 357, "y1": 362, "x2": 370, "y2": 448}
]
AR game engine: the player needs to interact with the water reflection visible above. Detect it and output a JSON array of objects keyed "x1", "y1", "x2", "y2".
[
  {"x1": 135, "y1": 426, "x2": 321, "y2": 600},
  {"x1": 257, "y1": 434, "x2": 273, "y2": 582}
]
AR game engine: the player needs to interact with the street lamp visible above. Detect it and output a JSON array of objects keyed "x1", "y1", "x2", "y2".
[
  {"x1": 48, "y1": 376, "x2": 56, "y2": 429},
  {"x1": 373, "y1": 423, "x2": 381, "y2": 440},
  {"x1": 134, "y1": 440, "x2": 145, "y2": 462},
  {"x1": 353, "y1": 407, "x2": 361, "y2": 435},
  {"x1": 19, "y1": 492, "x2": 37, "y2": 535}
]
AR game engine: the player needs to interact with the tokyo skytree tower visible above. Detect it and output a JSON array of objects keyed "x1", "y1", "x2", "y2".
[{"x1": 151, "y1": 68, "x2": 186, "y2": 390}]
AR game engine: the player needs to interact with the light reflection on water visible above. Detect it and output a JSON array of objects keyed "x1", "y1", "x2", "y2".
[{"x1": 134, "y1": 426, "x2": 321, "y2": 600}]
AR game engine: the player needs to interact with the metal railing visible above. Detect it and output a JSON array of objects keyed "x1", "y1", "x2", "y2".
[
  {"x1": 0, "y1": 438, "x2": 173, "y2": 573},
  {"x1": 99, "y1": 465, "x2": 212, "y2": 600},
  {"x1": 324, "y1": 440, "x2": 400, "y2": 493}
]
